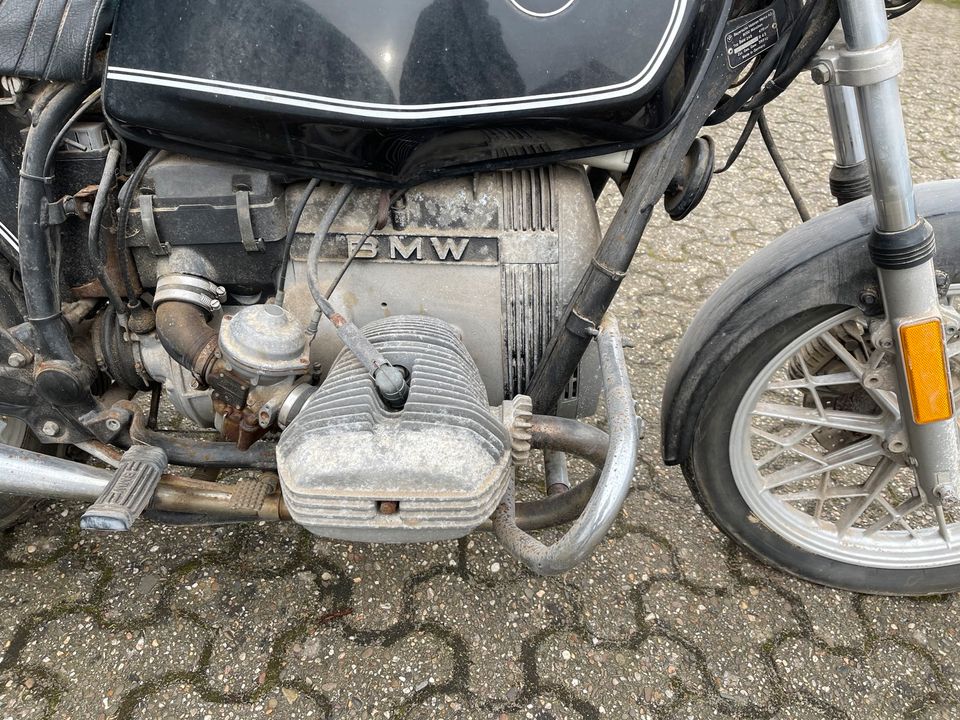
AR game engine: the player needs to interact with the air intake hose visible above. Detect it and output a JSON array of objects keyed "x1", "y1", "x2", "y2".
[
  {"x1": 154, "y1": 302, "x2": 217, "y2": 378},
  {"x1": 152, "y1": 274, "x2": 224, "y2": 380}
]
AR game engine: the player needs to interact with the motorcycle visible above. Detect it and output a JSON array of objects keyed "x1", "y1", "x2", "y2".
[{"x1": 0, "y1": 0, "x2": 954, "y2": 594}]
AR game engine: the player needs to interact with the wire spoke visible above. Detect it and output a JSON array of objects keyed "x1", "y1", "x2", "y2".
[
  {"x1": 775, "y1": 483, "x2": 869, "y2": 503},
  {"x1": 863, "y1": 495, "x2": 925, "y2": 537},
  {"x1": 818, "y1": 332, "x2": 901, "y2": 418},
  {"x1": 761, "y1": 438, "x2": 884, "y2": 491},
  {"x1": 836, "y1": 457, "x2": 901, "y2": 535},
  {"x1": 752, "y1": 425, "x2": 816, "y2": 448},
  {"x1": 795, "y1": 353, "x2": 826, "y2": 418},
  {"x1": 752, "y1": 425, "x2": 818, "y2": 469},
  {"x1": 767, "y1": 371, "x2": 862, "y2": 391},
  {"x1": 934, "y1": 505, "x2": 952, "y2": 547},
  {"x1": 814, "y1": 470, "x2": 831, "y2": 520},
  {"x1": 752, "y1": 402, "x2": 888, "y2": 436}
]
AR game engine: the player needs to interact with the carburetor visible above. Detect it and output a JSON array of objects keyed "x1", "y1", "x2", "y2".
[
  {"x1": 134, "y1": 274, "x2": 318, "y2": 446},
  {"x1": 213, "y1": 303, "x2": 313, "y2": 447}
]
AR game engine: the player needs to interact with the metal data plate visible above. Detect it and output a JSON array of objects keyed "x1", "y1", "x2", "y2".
[{"x1": 725, "y1": 8, "x2": 779, "y2": 69}]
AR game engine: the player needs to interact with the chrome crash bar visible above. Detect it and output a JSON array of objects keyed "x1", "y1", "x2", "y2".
[{"x1": 492, "y1": 315, "x2": 639, "y2": 575}]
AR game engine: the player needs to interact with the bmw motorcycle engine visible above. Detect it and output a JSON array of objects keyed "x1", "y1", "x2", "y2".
[{"x1": 113, "y1": 156, "x2": 603, "y2": 540}]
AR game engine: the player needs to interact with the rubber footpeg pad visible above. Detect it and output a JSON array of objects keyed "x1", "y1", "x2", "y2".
[{"x1": 80, "y1": 446, "x2": 167, "y2": 531}]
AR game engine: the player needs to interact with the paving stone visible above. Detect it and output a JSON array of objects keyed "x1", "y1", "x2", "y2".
[
  {"x1": 860, "y1": 594, "x2": 960, "y2": 686},
  {"x1": 280, "y1": 628, "x2": 455, "y2": 717},
  {"x1": 773, "y1": 637, "x2": 945, "y2": 719},
  {"x1": 14, "y1": 613, "x2": 207, "y2": 719},
  {"x1": 0, "y1": 6, "x2": 958, "y2": 718},
  {"x1": 643, "y1": 580, "x2": 799, "y2": 710},
  {"x1": 564, "y1": 530, "x2": 673, "y2": 639},
  {"x1": 536, "y1": 631, "x2": 707, "y2": 713}
]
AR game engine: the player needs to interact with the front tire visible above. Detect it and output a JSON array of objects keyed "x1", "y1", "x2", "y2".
[{"x1": 685, "y1": 306, "x2": 960, "y2": 595}]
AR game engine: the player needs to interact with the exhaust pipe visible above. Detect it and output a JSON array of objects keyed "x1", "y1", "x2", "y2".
[
  {"x1": 0, "y1": 444, "x2": 109, "y2": 499},
  {"x1": 0, "y1": 443, "x2": 287, "y2": 522}
]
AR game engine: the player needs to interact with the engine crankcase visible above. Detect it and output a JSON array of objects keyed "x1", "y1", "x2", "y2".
[{"x1": 127, "y1": 158, "x2": 602, "y2": 418}]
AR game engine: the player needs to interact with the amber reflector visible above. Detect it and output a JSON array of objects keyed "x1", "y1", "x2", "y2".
[{"x1": 899, "y1": 319, "x2": 954, "y2": 425}]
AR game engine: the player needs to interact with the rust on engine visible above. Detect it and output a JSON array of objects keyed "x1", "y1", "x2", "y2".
[{"x1": 238, "y1": 407, "x2": 268, "y2": 450}]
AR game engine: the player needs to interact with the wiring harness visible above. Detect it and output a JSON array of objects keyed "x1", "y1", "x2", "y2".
[{"x1": 709, "y1": 0, "x2": 924, "y2": 220}]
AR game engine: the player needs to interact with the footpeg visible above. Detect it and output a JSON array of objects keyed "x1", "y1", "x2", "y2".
[{"x1": 80, "y1": 446, "x2": 167, "y2": 531}]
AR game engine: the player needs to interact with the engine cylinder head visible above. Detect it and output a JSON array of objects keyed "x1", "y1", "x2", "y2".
[{"x1": 277, "y1": 315, "x2": 513, "y2": 542}]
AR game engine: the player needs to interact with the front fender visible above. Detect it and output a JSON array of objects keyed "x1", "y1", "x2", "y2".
[{"x1": 661, "y1": 179, "x2": 960, "y2": 466}]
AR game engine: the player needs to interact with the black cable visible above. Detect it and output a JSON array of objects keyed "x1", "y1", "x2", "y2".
[
  {"x1": 715, "y1": 109, "x2": 761, "y2": 174},
  {"x1": 116, "y1": 148, "x2": 160, "y2": 306},
  {"x1": 707, "y1": 32, "x2": 788, "y2": 125},
  {"x1": 87, "y1": 140, "x2": 129, "y2": 311},
  {"x1": 306, "y1": 184, "x2": 354, "y2": 318},
  {"x1": 775, "y1": 0, "x2": 817, "y2": 77},
  {"x1": 305, "y1": 185, "x2": 409, "y2": 407},
  {"x1": 707, "y1": 0, "x2": 809, "y2": 124},
  {"x1": 709, "y1": 0, "x2": 838, "y2": 123},
  {"x1": 757, "y1": 110, "x2": 811, "y2": 222},
  {"x1": 41, "y1": 86, "x2": 145, "y2": 308},
  {"x1": 18, "y1": 80, "x2": 99, "y2": 364},
  {"x1": 41, "y1": 89, "x2": 102, "y2": 178},
  {"x1": 325, "y1": 188, "x2": 407, "y2": 298},
  {"x1": 740, "y1": 0, "x2": 839, "y2": 112},
  {"x1": 275, "y1": 177, "x2": 319, "y2": 306},
  {"x1": 887, "y1": 0, "x2": 922, "y2": 19}
]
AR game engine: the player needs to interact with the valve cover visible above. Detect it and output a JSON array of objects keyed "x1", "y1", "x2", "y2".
[{"x1": 276, "y1": 316, "x2": 513, "y2": 542}]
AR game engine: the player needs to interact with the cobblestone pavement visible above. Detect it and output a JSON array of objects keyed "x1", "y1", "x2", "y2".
[{"x1": 3, "y1": 5, "x2": 960, "y2": 720}]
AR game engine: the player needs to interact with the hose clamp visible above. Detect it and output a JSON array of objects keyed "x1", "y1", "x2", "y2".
[{"x1": 153, "y1": 274, "x2": 227, "y2": 315}]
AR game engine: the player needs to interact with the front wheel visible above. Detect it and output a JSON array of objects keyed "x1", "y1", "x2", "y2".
[{"x1": 685, "y1": 305, "x2": 960, "y2": 595}]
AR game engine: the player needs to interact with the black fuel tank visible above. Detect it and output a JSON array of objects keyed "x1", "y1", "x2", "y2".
[{"x1": 104, "y1": 0, "x2": 708, "y2": 185}]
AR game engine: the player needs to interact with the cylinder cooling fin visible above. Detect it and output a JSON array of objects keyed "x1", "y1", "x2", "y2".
[{"x1": 276, "y1": 315, "x2": 514, "y2": 542}]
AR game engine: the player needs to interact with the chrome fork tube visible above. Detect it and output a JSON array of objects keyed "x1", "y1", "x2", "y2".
[
  {"x1": 822, "y1": 72, "x2": 871, "y2": 204},
  {"x1": 839, "y1": 2, "x2": 916, "y2": 230},
  {"x1": 824, "y1": 84, "x2": 866, "y2": 168},
  {"x1": 836, "y1": 0, "x2": 960, "y2": 502},
  {"x1": 820, "y1": 24, "x2": 869, "y2": 204}
]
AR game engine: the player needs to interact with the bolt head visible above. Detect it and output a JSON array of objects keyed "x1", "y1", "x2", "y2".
[
  {"x1": 810, "y1": 62, "x2": 832, "y2": 85},
  {"x1": 41, "y1": 421, "x2": 60, "y2": 437},
  {"x1": 7, "y1": 352, "x2": 25, "y2": 368},
  {"x1": 105, "y1": 418, "x2": 122, "y2": 432}
]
